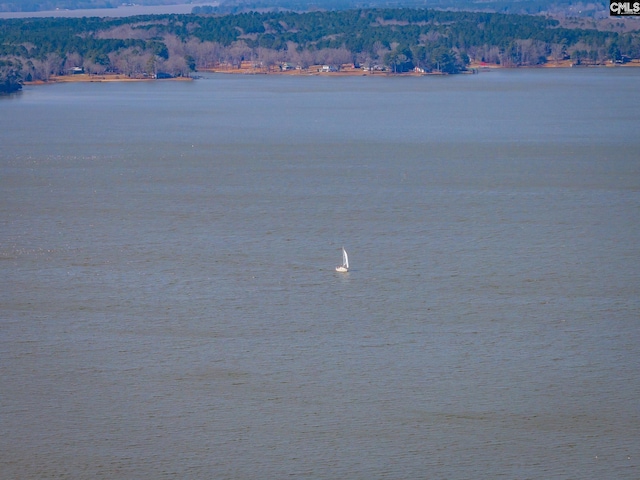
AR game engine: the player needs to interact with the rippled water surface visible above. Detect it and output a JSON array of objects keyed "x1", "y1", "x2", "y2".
[{"x1": 1, "y1": 69, "x2": 639, "y2": 479}]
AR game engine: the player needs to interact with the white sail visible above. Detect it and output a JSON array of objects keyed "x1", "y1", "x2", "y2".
[{"x1": 336, "y1": 247, "x2": 349, "y2": 272}]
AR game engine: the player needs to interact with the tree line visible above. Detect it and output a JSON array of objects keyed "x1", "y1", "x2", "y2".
[
  {"x1": 194, "y1": 0, "x2": 608, "y2": 17},
  {"x1": 1, "y1": 7, "x2": 639, "y2": 91}
]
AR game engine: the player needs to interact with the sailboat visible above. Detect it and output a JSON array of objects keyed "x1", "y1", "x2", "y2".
[{"x1": 336, "y1": 247, "x2": 349, "y2": 272}]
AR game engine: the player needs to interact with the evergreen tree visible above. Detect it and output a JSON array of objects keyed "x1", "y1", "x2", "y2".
[{"x1": 0, "y1": 60, "x2": 22, "y2": 94}]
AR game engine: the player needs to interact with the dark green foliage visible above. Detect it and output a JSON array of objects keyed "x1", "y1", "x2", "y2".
[
  {"x1": 150, "y1": 41, "x2": 169, "y2": 60},
  {"x1": 385, "y1": 45, "x2": 414, "y2": 73},
  {"x1": 0, "y1": 59, "x2": 22, "y2": 93},
  {"x1": 185, "y1": 54, "x2": 196, "y2": 71}
]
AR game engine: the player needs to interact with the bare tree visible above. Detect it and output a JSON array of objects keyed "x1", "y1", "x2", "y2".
[
  {"x1": 355, "y1": 50, "x2": 373, "y2": 69},
  {"x1": 84, "y1": 60, "x2": 107, "y2": 76},
  {"x1": 550, "y1": 43, "x2": 567, "y2": 64},
  {"x1": 316, "y1": 47, "x2": 352, "y2": 67},
  {"x1": 257, "y1": 47, "x2": 281, "y2": 71},
  {"x1": 466, "y1": 44, "x2": 500, "y2": 65},
  {"x1": 226, "y1": 41, "x2": 251, "y2": 68},
  {"x1": 163, "y1": 34, "x2": 186, "y2": 58},
  {"x1": 109, "y1": 48, "x2": 148, "y2": 77},
  {"x1": 373, "y1": 41, "x2": 389, "y2": 64},
  {"x1": 184, "y1": 39, "x2": 223, "y2": 69},
  {"x1": 288, "y1": 48, "x2": 315, "y2": 69},
  {"x1": 34, "y1": 53, "x2": 63, "y2": 80},
  {"x1": 515, "y1": 39, "x2": 547, "y2": 65},
  {"x1": 159, "y1": 55, "x2": 189, "y2": 77},
  {"x1": 63, "y1": 52, "x2": 83, "y2": 72}
]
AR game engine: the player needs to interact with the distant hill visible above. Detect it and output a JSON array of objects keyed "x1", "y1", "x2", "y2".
[
  {"x1": 207, "y1": 0, "x2": 609, "y2": 17},
  {"x1": 0, "y1": 0, "x2": 611, "y2": 17}
]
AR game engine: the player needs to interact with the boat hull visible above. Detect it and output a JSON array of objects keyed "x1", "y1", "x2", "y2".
[{"x1": 335, "y1": 266, "x2": 348, "y2": 273}]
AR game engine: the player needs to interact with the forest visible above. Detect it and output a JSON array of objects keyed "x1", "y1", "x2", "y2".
[
  {"x1": 194, "y1": 0, "x2": 610, "y2": 17},
  {"x1": 1, "y1": 7, "x2": 639, "y2": 92}
]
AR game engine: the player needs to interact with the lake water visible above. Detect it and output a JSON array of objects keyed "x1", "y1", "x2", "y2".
[
  {"x1": 0, "y1": 3, "x2": 218, "y2": 18},
  {"x1": 1, "y1": 69, "x2": 639, "y2": 479}
]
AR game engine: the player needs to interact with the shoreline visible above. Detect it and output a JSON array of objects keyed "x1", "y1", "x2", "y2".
[
  {"x1": 24, "y1": 74, "x2": 194, "y2": 85},
  {"x1": 23, "y1": 59, "x2": 640, "y2": 86},
  {"x1": 181, "y1": 59, "x2": 640, "y2": 77}
]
